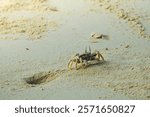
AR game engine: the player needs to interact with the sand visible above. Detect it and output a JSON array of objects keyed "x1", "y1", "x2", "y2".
[
  {"x1": 0, "y1": 0, "x2": 149, "y2": 100},
  {"x1": 93, "y1": 0, "x2": 150, "y2": 39},
  {"x1": 0, "y1": 16, "x2": 58, "y2": 40},
  {"x1": 0, "y1": 0, "x2": 58, "y2": 40},
  {"x1": 0, "y1": 0, "x2": 58, "y2": 13}
]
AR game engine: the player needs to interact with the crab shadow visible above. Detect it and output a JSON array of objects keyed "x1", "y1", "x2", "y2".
[
  {"x1": 101, "y1": 35, "x2": 110, "y2": 40},
  {"x1": 83, "y1": 60, "x2": 108, "y2": 69}
]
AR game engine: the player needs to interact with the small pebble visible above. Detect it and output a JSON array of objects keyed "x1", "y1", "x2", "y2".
[
  {"x1": 147, "y1": 96, "x2": 150, "y2": 99},
  {"x1": 125, "y1": 45, "x2": 130, "y2": 48},
  {"x1": 26, "y1": 48, "x2": 29, "y2": 50},
  {"x1": 105, "y1": 48, "x2": 109, "y2": 50},
  {"x1": 131, "y1": 67, "x2": 134, "y2": 70}
]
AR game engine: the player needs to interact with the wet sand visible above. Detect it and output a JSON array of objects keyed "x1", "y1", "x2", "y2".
[{"x1": 0, "y1": 0, "x2": 150, "y2": 99}]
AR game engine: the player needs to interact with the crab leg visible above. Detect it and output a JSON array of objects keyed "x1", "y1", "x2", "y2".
[
  {"x1": 68, "y1": 61, "x2": 71, "y2": 69},
  {"x1": 96, "y1": 52, "x2": 104, "y2": 61},
  {"x1": 98, "y1": 53, "x2": 104, "y2": 61},
  {"x1": 75, "y1": 59, "x2": 78, "y2": 70},
  {"x1": 82, "y1": 60, "x2": 88, "y2": 69},
  {"x1": 79, "y1": 58, "x2": 86, "y2": 69},
  {"x1": 68, "y1": 60, "x2": 74, "y2": 70}
]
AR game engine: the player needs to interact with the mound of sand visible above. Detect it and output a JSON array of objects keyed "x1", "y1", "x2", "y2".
[
  {"x1": 0, "y1": 16, "x2": 58, "y2": 40},
  {"x1": 0, "y1": 0, "x2": 58, "y2": 40},
  {"x1": 0, "y1": 0, "x2": 58, "y2": 13}
]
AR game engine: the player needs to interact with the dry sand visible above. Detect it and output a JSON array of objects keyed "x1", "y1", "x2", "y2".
[
  {"x1": 0, "y1": 0, "x2": 58, "y2": 13},
  {"x1": 0, "y1": 0, "x2": 150, "y2": 99},
  {"x1": 0, "y1": 0, "x2": 58, "y2": 40},
  {"x1": 0, "y1": 16, "x2": 58, "y2": 40}
]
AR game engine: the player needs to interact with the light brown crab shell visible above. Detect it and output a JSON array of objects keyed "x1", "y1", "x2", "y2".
[{"x1": 91, "y1": 33, "x2": 103, "y2": 39}]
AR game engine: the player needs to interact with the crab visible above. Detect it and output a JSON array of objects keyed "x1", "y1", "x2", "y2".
[
  {"x1": 91, "y1": 32, "x2": 103, "y2": 39},
  {"x1": 68, "y1": 47, "x2": 104, "y2": 70},
  {"x1": 90, "y1": 32, "x2": 110, "y2": 42}
]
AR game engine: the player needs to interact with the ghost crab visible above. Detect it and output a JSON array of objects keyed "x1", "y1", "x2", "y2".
[{"x1": 68, "y1": 47, "x2": 104, "y2": 70}]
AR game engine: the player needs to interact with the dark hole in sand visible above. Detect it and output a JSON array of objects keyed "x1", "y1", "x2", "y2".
[
  {"x1": 25, "y1": 72, "x2": 51, "y2": 85},
  {"x1": 24, "y1": 70, "x2": 65, "y2": 85}
]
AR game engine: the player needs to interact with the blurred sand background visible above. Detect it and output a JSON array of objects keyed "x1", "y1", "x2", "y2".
[{"x1": 0, "y1": 0, "x2": 150, "y2": 99}]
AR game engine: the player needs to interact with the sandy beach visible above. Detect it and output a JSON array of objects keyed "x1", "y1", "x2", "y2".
[{"x1": 0, "y1": 0, "x2": 150, "y2": 100}]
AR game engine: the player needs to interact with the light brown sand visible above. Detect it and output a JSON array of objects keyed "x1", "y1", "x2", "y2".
[
  {"x1": 0, "y1": 17, "x2": 58, "y2": 40},
  {"x1": 0, "y1": 0, "x2": 58, "y2": 40},
  {"x1": 0, "y1": 0, "x2": 58, "y2": 13},
  {"x1": 93, "y1": 0, "x2": 150, "y2": 39}
]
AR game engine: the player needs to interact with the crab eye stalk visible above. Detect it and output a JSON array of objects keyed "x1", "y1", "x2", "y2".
[
  {"x1": 89, "y1": 46, "x2": 91, "y2": 53},
  {"x1": 85, "y1": 47, "x2": 87, "y2": 53}
]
